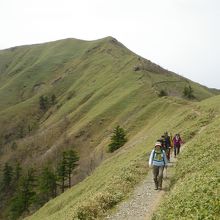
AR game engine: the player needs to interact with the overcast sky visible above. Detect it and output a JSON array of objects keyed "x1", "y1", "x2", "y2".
[{"x1": 1, "y1": 0, "x2": 219, "y2": 88}]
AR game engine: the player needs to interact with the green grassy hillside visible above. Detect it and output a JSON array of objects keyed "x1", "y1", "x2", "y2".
[
  {"x1": 0, "y1": 37, "x2": 219, "y2": 219},
  {"x1": 0, "y1": 37, "x2": 209, "y2": 167},
  {"x1": 26, "y1": 95, "x2": 220, "y2": 220}
]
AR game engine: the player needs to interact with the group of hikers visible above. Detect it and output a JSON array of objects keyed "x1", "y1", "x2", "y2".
[{"x1": 148, "y1": 132, "x2": 183, "y2": 190}]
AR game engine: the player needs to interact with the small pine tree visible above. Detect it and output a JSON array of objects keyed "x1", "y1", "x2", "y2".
[
  {"x1": 3, "y1": 163, "x2": 13, "y2": 190},
  {"x1": 10, "y1": 168, "x2": 36, "y2": 219},
  {"x1": 108, "y1": 126, "x2": 127, "y2": 152},
  {"x1": 56, "y1": 150, "x2": 79, "y2": 192},
  {"x1": 38, "y1": 167, "x2": 57, "y2": 203},
  {"x1": 39, "y1": 95, "x2": 49, "y2": 111},
  {"x1": 10, "y1": 195, "x2": 25, "y2": 220},
  {"x1": 14, "y1": 162, "x2": 22, "y2": 183},
  {"x1": 56, "y1": 152, "x2": 68, "y2": 193},
  {"x1": 158, "y1": 90, "x2": 167, "y2": 97},
  {"x1": 183, "y1": 85, "x2": 194, "y2": 99},
  {"x1": 65, "y1": 150, "x2": 79, "y2": 188}
]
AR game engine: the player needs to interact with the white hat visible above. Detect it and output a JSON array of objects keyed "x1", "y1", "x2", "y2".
[{"x1": 155, "y1": 142, "x2": 162, "y2": 147}]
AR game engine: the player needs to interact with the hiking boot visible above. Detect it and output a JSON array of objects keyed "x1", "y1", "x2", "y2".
[
  {"x1": 154, "y1": 187, "x2": 158, "y2": 190},
  {"x1": 158, "y1": 187, "x2": 162, "y2": 190}
]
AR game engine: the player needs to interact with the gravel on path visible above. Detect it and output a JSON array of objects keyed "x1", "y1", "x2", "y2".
[{"x1": 105, "y1": 159, "x2": 176, "y2": 220}]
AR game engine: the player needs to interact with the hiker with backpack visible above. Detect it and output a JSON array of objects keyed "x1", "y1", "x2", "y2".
[
  {"x1": 149, "y1": 141, "x2": 168, "y2": 190},
  {"x1": 164, "y1": 132, "x2": 171, "y2": 161},
  {"x1": 173, "y1": 133, "x2": 183, "y2": 157},
  {"x1": 157, "y1": 135, "x2": 166, "y2": 151}
]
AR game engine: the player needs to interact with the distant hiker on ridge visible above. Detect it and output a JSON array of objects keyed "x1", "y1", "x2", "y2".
[
  {"x1": 164, "y1": 132, "x2": 171, "y2": 161},
  {"x1": 173, "y1": 133, "x2": 183, "y2": 157},
  {"x1": 149, "y1": 141, "x2": 168, "y2": 190}
]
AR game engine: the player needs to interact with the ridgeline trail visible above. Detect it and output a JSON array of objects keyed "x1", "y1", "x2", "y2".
[{"x1": 105, "y1": 156, "x2": 177, "y2": 220}]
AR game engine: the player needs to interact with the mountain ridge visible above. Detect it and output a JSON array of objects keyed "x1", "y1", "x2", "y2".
[{"x1": 0, "y1": 37, "x2": 219, "y2": 219}]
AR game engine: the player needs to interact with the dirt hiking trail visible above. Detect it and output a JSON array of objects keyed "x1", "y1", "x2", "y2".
[{"x1": 105, "y1": 157, "x2": 177, "y2": 220}]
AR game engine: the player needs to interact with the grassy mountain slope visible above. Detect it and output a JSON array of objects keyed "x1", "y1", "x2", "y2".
[
  {"x1": 1, "y1": 37, "x2": 215, "y2": 171},
  {"x1": 27, "y1": 94, "x2": 220, "y2": 220},
  {"x1": 0, "y1": 37, "x2": 219, "y2": 219}
]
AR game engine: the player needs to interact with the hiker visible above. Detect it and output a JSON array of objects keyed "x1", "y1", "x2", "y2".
[
  {"x1": 157, "y1": 136, "x2": 165, "y2": 151},
  {"x1": 149, "y1": 141, "x2": 168, "y2": 190},
  {"x1": 173, "y1": 133, "x2": 183, "y2": 157},
  {"x1": 164, "y1": 132, "x2": 171, "y2": 161},
  {"x1": 169, "y1": 132, "x2": 174, "y2": 157}
]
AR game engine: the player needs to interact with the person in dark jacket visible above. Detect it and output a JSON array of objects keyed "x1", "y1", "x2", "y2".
[{"x1": 164, "y1": 132, "x2": 171, "y2": 161}]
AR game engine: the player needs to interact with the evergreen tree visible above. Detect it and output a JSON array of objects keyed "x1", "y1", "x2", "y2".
[
  {"x1": 10, "y1": 168, "x2": 36, "y2": 219},
  {"x1": 65, "y1": 150, "x2": 79, "y2": 188},
  {"x1": 38, "y1": 167, "x2": 57, "y2": 203},
  {"x1": 14, "y1": 162, "x2": 22, "y2": 183},
  {"x1": 56, "y1": 152, "x2": 68, "y2": 193},
  {"x1": 158, "y1": 89, "x2": 167, "y2": 97},
  {"x1": 10, "y1": 195, "x2": 25, "y2": 220},
  {"x1": 108, "y1": 126, "x2": 127, "y2": 152},
  {"x1": 183, "y1": 85, "x2": 195, "y2": 99},
  {"x1": 56, "y1": 150, "x2": 79, "y2": 192},
  {"x1": 39, "y1": 95, "x2": 49, "y2": 111},
  {"x1": 3, "y1": 163, "x2": 13, "y2": 190}
]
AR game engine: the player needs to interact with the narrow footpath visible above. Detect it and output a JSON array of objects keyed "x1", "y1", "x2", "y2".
[{"x1": 105, "y1": 157, "x2": 176, "y2": 220}]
